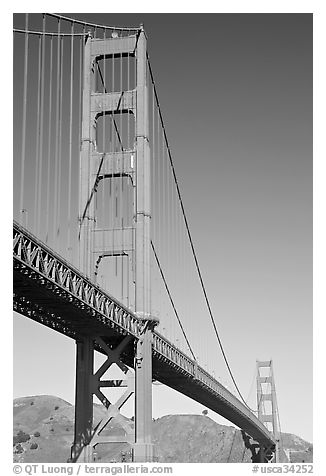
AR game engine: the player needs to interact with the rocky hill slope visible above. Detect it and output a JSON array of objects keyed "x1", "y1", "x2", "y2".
[{"x1": 13, "y1": 395, "x2": 313, "y2": 463}]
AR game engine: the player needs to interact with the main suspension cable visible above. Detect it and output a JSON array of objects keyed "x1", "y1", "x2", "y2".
[
  {"x1": 146, "y1": 52, "x2": 252, "y2": 410},
  {"x1": 151, "y1": 240, "x2": 196, "y2": 361},
  {"x1": 45, "y1": 13, "x2": 141, "y2": 32},
  {"x1": 13, "y1": 28, "x2": 86, "y2": 37}
]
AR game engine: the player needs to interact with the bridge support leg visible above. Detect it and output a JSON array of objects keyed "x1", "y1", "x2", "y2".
[
  {"x1": 274, "y1": 440, "x2": 280, "y2": 463},
  {"x1": 71, "y1": 335, "x2": 135, "y2": 463},
  {"x1": 259, "y1": 445, "x2": 275, "y2": 463},
  {"x1": 71, "y1": 336, "x2": 94, "y2": 462},
  {"x1": 90, "y1": 336, "x2": 135, "y2": 459},
  {"x1": 133, "y1": 325, "x2": 154, "y2": 462},
  {"x1": 132, "y1": 26, "x2": 155, "y2": 464}
]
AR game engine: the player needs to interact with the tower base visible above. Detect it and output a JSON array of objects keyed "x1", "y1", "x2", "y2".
[{"x1": 133, "y1": 443, "x2": 155, "y2": 462}]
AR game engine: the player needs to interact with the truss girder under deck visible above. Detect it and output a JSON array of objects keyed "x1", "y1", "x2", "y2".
[{"x1": 13, "y1": 221, "x2": 276, "y2": 452}]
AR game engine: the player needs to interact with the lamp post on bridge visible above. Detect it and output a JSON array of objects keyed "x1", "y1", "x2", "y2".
[{"x1": 20, "y1": 208, "x2": 28, "y2": 228}]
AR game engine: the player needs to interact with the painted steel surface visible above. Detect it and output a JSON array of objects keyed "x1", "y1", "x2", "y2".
[{"x1": 13, "y1": 221, "x2": 275, "y2": 447}]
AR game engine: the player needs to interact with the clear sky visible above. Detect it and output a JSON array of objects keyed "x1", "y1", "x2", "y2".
[{"x1": 12, "y1": 12, "x2": 312, "y2": 443}]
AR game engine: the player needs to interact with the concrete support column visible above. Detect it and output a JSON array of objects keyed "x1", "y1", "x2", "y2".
[
  {"x1": 71, "y1": 336, "x2": 94, "y2": 462},
  {"x1": 134, "y1": 327, "x2": 154, "y2": 462}
]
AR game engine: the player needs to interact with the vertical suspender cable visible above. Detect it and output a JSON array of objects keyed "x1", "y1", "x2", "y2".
[
  {"x1": 93, "y1": 26, "x2": 97, "y2": 264},
  {"x1": 169, "y1": 145, "x2": 175, "y2": 341},
  {"x1": 111, "y1": 36, "x2": 115, "y2": 277},
  {"x1": 151, "y1": 67, "x2": 155, "y2": 316},
  {"x1": 147, "y1": 54, "x2": 252, "y2": 408},
  {"x1": 157, "y1": 105, "x2": 161, "y2": 328},
  {"x1": 166, "y1": 144, "x2": 171, "y2": 333},
  {"x1": 174, "y1": 170, "x2": 180, "y2": 347},
  {"x1": 126, "y1": 34, "x2": 130, "y2": 307},
  {"x1": 170, "y1": 146, "x2": 174, "y2": 340},
  {"x1": 161, "y1": 122, "x2": 165, "y2": 303},
  {"x1": 57, "y1": 33, "x2": 64, "y2": 240},
  {"x1": 120, "y1": 47, "x2": 124, "y2": 301},
  {"x1": 170, "y1": 147, "x2": 174, "y2": 333},
  {"x1": 102, "y1": 28, "x2": 107, "y2": 284},
  {"x1": 133, "y1": 48, "x2": 137, "y2": 311},
  {"x1": 181, "y1": 191, "x2": 186, "y2": 349},
  {"x1": 78, "y1": 25, "x2": 85, "y2": 270},
  {"x1": 34, "y1": 33, "x2": 42, "y2": 233},
  {"x1": 67, "y1": 21, "x2": 74, "y2": 260},
  {"x1": 36, "y1": 15, "x2": 46, "y2": 238},
  {"x1": 165, "y1": 141, "x2": 169, "y2": 323},
  {"x1": 151, "y1": 241, "x2": 196, "y2": 360},
  {"x1": 87, "y1": 28, "x2": 93, "y2": 274},
  {"x1": 143, "y1": 44, "x2": 146, "y2": 318},
  {"x1": 157, "y1": 104, "x2": 161, "y2": 324},
  {"x1": 45, "y1": 35, "x2": 53, "y2": 243},
  {"x1": 19, "y1": 14, "x2": 29, "y2": 226},
  {"x1": 53, "y1": 19, "x2": 61, "y2": 243},
  {"x1": 161, "y1": 124, "x2": 167, "y2": 335},
  {"x1": 156, "y1": 108, "x2": 162, "y2": 327}
]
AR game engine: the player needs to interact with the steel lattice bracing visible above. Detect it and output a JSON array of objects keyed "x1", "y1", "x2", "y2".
[{"x1": 13, "y1": 221, "x2": 275, "y2": 448}]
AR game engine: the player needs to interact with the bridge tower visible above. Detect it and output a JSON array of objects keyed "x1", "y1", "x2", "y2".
[
  {"x1": 256, "y1": 360, "x2": 281, "y2": 462},
  {"x1": 71, "y1": 26, "x2": 155, "y2": 463}
]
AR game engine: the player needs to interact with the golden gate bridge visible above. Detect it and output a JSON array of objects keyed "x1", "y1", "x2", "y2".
[{"x1": 13, "y1": 13, "x2": 283, "y2": 463}]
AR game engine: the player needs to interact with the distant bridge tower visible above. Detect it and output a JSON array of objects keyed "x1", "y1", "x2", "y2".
[
  {"x1": 256, "y1": 360, "x2": 281, "y2": 462},
  {"x1": 71, "y1": 26, "x2": 156, "y2": 463}
]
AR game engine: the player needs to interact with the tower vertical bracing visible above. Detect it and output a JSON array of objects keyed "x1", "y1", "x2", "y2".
[
  {"x1": 256, "y1": 360, "x2": 281, "y2": 462},
  {"x1": 72, "y1": 26, "x2": 155, "y2": 463}
]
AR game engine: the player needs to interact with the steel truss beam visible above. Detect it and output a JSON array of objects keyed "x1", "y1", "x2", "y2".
[
  {"x1": 241, "y1": 431, "x2": 276, "y2": 463},
  {"x1": 71, "y1": 335, "x2": 135, "y2": 462},
  {"x1": 13, "y1": 222, "x2": 142, "y2": 337},
  {"x1": 259, "y1": 445, "x2": 276, "y2": 463},
  {"x1": 13, "y1": 221, "x2": 276, "y2": 448}
]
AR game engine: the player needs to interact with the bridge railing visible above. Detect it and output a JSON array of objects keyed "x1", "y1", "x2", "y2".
[
  {"x1": 13, "y1": 220, "x2": 141, "y2": 338},
  {"x1": 153, "y1": 330, "x2": 274, "y2": 443},
  {"x1": 152, "y1": 331, "x2": 195, "y2": 375},
  {"x1": 13, "y1": 220, "x2": 274, "y2": 445}
]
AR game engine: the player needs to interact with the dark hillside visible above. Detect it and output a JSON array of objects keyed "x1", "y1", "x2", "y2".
[{"x1": 13, "y1": 396, "x2": 312, "y2": 463}]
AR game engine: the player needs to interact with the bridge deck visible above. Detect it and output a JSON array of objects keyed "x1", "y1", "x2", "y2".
[{"x1": 13, "y1": 221, "x2": 275, "y2": 447}]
